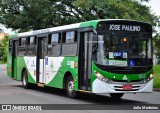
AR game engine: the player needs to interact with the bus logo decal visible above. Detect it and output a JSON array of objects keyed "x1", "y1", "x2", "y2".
[{"x1": 123, "y1": 75, "x2": 128, "y2": 80}]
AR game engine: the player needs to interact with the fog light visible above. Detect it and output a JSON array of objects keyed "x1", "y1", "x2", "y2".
[{"x1": 107, "y1": 79, "x2": 112, "y2": 83}]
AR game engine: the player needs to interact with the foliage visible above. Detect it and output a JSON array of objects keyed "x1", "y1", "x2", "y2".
[
  {"x1": 0, "y1": 0, "x2": 160, "y2": 62},
  {"x1": 0, "y1": 36, "x2": 8, "y2": 63},
  {"x1": 0, "y1": 0, "x2": 159, "y2": 32},
  {"x1": 153, "y1": 33, "x2": 160, "y2": 64},
  {"x1": 153, "y1": 65, "x2": 160, "y2": 88}
]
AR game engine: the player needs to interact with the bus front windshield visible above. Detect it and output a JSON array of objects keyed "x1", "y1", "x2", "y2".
[{"x1": 94, "y1": 34, "x2": 152, "y2": 67}]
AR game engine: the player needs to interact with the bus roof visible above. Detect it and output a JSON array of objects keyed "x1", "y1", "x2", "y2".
[
  {"x1": 18, "y1": 23, "x2": 83, "y2": 38},
  {"x1": 9, "y1": 34, "x2": 18, "y2": 38},
  {"x1": 15, "y1": 19, "x2": 151, "y2": 38}
]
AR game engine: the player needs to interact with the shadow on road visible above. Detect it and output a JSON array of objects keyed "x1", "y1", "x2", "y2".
[{"x1": 14, "y1": 85, "x2": 147, "y2": 104}]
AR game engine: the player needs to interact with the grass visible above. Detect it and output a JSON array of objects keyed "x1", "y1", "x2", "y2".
[{"x1": 153, "y1": 65, "x2": 160, "y2": 88}]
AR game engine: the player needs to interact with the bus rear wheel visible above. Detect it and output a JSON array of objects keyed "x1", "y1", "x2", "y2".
[
  {"x1": 110, "y1": 93, "x2": 124, "y2": 99},
  {"x1": 22, "y1": 70, "x2": 32, "y2": 89},
  {"x1": 66, "y1": 76, "x2": 78, "y2": 98}
]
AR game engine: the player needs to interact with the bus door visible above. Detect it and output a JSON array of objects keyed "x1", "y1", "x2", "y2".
[
  {"x1": 11, "y1": 40, "x2": 18, "y2": 79},
  {"x1": 37, "y1": 36, "x2": 47, "y2": 84},
  {"x1": 78, "y1": 28, "x2": 93, "y2": 91}
]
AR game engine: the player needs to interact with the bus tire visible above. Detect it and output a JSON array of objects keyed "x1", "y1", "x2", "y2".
[
  {"x1": 66, "y1": 76, "x2": 78, "y2": 98},
  {"x1": 22, "y1": 70, "x2": 32, "y2": 89},
  {"x1": 110, "y1": 93, "x2": 124, "y2": 99}
]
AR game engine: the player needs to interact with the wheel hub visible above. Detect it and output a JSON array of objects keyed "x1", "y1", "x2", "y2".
[
  {"x1": 23, "y1": 75, "x2": 26, "y2": 86},
  {"x1": 68, "y1": 81, "x2": 74, "y2": 94}
]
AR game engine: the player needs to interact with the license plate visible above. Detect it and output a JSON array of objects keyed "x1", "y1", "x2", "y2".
[{"x1": 123, "y1": 84, "x2": 132, "y2": 90}]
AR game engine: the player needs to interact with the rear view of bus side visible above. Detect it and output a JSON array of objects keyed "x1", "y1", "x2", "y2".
[{"x1": 7, "y1": 19, "x2": 153, "y2": 99}]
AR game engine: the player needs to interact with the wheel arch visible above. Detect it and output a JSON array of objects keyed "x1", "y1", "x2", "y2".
[
  {"x1": 63, "y1": 71, "x2": 73, "y2": 89},
  {"x1": 21, "y1": 67, "x2": 27, "y2": 81}
]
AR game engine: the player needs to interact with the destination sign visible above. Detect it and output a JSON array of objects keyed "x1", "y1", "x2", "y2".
[
  {"x1": 97, "y1": 21, "x2": 152, "y2": 32},
  {"x1": 109, "y1": 24, "x2": 141, "y2": 32}
]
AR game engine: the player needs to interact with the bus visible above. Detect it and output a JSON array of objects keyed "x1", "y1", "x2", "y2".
[{"x1": 7, "y1": 19, "x2": 153, "y2": 99}]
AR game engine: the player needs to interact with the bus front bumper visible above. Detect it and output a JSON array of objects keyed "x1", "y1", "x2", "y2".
[{"x1": 92, "y1": 78, "x2": 153, "y2": 94}]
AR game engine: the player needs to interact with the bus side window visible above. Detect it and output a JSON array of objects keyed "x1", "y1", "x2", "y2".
[
  {"x1": 61, "y1": 31, "x2": 77, "y2": 56},
  {"x1": 48, "y1": 34, "x2": 52, "y2": 45},
  {"x1": 66, "y1": 31, "x2": 75, "y2": 43},
  {"x1": 18, "y1": 37, "x2": 27, "y2": 56},
  {"x1": 48, "y1": 33, "x2": 61, "y2": 57},
  {"x1": 48, "y1": 34, "x2": 52, "y2": 55},
  {"x1": 9, "y1": 39, "x2": 12, "y2": 54},
  {"x1": 52, "y1": 33, "x2": 60, "y2": 44},
  {"x1": 21, "y1": 38, "x2": 26, "y2": 46},
  {"x1": 27, "y1": 36, "x2": 36, "y2": 56},
  {"x1": 19, "y1": 38, "x2": 21, "y2": 46},
  {"x1": 27, "y1": 36, "x2": 35, "y2": 45}
]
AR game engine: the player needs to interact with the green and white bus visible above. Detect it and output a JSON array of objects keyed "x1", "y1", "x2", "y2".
[{"x1": 7, "y1": 19, "x2": 153, "y2": 98}]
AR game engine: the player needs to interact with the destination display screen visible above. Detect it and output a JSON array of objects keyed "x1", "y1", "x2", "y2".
[
  {"x1": 109, "y1": 24, "x2": 141, "y2": 32},
  {"x1": 97, "y1": 21, "x2": 152, "y2": 32}
]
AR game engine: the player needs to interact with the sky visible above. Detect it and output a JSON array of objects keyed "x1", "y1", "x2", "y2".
[
  {"x1": 0, "y1": 0, "x2": 160, "y2": 34},
  {"x1": 147, "y1": 0, "x2": 160, "y2": 16}
]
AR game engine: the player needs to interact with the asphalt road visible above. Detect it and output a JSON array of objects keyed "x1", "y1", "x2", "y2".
[{"x1": 0, "y1": 64, "x2": 160, "y2": 113}]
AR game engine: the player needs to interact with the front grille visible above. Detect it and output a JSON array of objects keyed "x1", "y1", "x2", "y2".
[
  {"x1": 115, "y1": 89, "x2": 139, "y2": 91},
  {"x1": 112, "y1": 79, "x2": 142, "y2": 82},
  {"x1": 109, "y1": 70, "x2": 148, "y2": 74}
]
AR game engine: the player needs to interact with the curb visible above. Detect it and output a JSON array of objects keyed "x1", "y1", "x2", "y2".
[{"x1": 154, "y1": 89, "x2": 160, "y2": 92}]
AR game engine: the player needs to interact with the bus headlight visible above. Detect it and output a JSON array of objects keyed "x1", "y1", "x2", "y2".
[
  {"x1": 150, "y1": 74, "x2": 153, "y2": 79},
  {"x1": 143, "y1": 75, "x2": 153, "y2": 83},
  {"x1": 94, "y1": 71, "x2": 112, "y2": 83}
]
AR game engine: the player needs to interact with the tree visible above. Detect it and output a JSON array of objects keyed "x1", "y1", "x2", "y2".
[
  {"x1": 153, "y1": 33, "x2": 160, "y2": 64},
  {"x1": 0, "y1": 36, "x2": 8, "y2": 63},
  {"x1": 0, "y1": 0, "x2": 159, "y2": 32}
]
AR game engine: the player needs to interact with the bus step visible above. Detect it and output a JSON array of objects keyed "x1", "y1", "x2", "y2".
[
  {"x1": 78, "y1": 90, "x2": 91, "y2": 93},
  {"x1": 37, "y1": 83, "x2": 45, "y2": 87}
]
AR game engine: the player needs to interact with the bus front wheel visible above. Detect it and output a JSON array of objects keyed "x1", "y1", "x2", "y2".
[
  {"x1": 110, "y1": 93, "x2": 124, "y2": 99},
  {"x1": 66, "y1": 76, "x2": 78, "y2": 98}
]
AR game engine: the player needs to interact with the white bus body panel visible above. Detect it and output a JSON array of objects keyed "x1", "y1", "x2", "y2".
[{"x1": 92, "y1": 78, "x2": 153, "y2": 93}]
